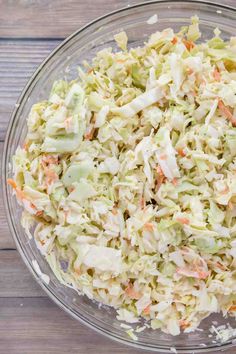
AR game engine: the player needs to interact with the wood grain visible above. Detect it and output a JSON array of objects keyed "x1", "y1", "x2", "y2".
[
  {"x1": 0, "y1": 0, "x2": 128, "y2": 39},
  {"x1": 1, "y1": 1, "x2": 236, "y2": 354},
  {"x1": 0, "y1": 250, "x2": 45, "y2": 297},
  {"x1": 0, "y1": 297, "x2": 142, "y2": 354},
  {"x1": 0, "y1": 39, "x2": 60, "y2": 141},
  {"x1": 0, "y1": 0, "x2": 235, "y2": 39}
]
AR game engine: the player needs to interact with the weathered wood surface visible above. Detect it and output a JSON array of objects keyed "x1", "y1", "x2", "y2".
[
  {"x1": 0, "y1": 0, "x2": 129, "y2": 39},
  {"x1": 1, "y1": 1, "x2": 236, "y2": 353},
  {"x1": 0, "y1": 297, "x2": 142, "y2": 354},
  {"x1": 0, "y1": 250, "x2": 45, "y2": 297},
  {"x1": 0, "y1": 0, "x2": 235, "y2": 39}
]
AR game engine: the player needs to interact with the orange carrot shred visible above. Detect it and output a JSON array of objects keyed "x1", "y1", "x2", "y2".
[
  {"x1": 171, "y1": 37, "x2": 178, "y2": 45},
  {"x1": 176, "y1": 217, "x2": 189, "y2": 225},
  {"x1": 36, "y1": 210, "x2": 43, "y2": 217},
  {"x1": 182, "y1": 39, "x2": 195, "y2": 51},
  {"x1": 16, "y1": 188, "x2": 26, "y2": 201},
  {"x1": 7, "y1": 178, "x2": 17, "y2": 189},
  {"x1": 220, "y1": 186, "x2": 229, "y2": 195},
  {"x1": 218, "y1": 99, "x2": 236, "y2": 126},
  {"x1": 213, "y1": 67, "x2": 221, "y2": 82},
  {"x1": 172, "y1": 178, "x2": 178, "y2": 186},
  {"x1": 43, "y1": 155, "x2": 58, "y2": 165},
  {"x1": 143, "y1": 305, "x2": 151, "y2": 315},
  {"x1": 23, "y1": 142, "x2": 29, "y2": 151},
  {"x1": 179, "y1": 320, "x2": 190, "y2": 329},
  {"x1": 144, "y1": 223, "x2": 154, "y2": 232},
  {"x1": 156, "y1": 166, "x2": 166, "y2": 190},
  {"x1": 85, "y1": 127, "x2": 95, "y2": 140},
  {"x1": 140, "y1": 197, "x2": 145, "y2": 210},
  {"x1": 216, "y1": 262, "x2": 227, "y2": 271},
  {"x1": 117, "y1": 59, "x2": 126, "y2": 64},
  {"x1": 177, "y1": 148, "x2": 186, "y2": 157},
  {"x1": 125, "y1": 283, "x2": 141, "y2": 300}
]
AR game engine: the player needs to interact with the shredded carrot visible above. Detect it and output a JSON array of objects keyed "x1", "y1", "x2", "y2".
[
  {"x1": 213, "y1": 67, "x2": 221, "y2": 82},
  {"x1": 156, "y1": 165, "x2": 166, "y2": 190},
  {"x1": 144, "y1": 223, "x2": 154, "y2": 232},
  {"x1": 67, "y1": 186, "x2": 75, "y2": 193},
  {"x1": 220, "y1": 186, "x2": 229, "y2": 195},
  {"x1": 177, "y1": 148, "x2": 186, "y2": 157},
  {"x1": 140, "y1": 197, "x2": 145, "y2": 210},
  {"x1": 176, "y1": 217, "x2": 189, "y2": 225},
  {"x1": 143, "y1": 305, "x2": 151, "y2": 315},
  {"x1": 171, "y1": 37, "x2": 178, "y2": 45},
  {"x1": 117, "y1": 59, "x2": 126, "y2": 64},
  {"x1": 172, "y1": 177, "x2": 178, "y2": 186},
  {"x1": 16, "y1": 188, "x2": 26, "y2": 201},
  {"x1": 125, "y1": 283, "x2": 141, "y2": 300},
  {"x1": 216, "y1": 262, "x2": 227, "y2": 271},
  {"x1": 43, "y1": 155, "x2": 58, "y2": 165},
  {"x1": 179, "y1": 320, "x2": 190, "y2": 329},
  {"x1": 7, "y1": 178, "x2": 17, "y2": 189},
  {"x1": 8, "y1": 178, "x2": 41, "y2": 215},
  {"x1": 176, "y1": 267, "x2": 209, "y2": 280},
  {"x1": 156, "y1": 166, "x2": 164, "y2": 175},
  {"x1": 45, "y1": 169, "x2": 58, "y2": 185},
  {"x1": 39, "y1": 239, "x2": 45, "y2": 246},
  {"x1": 196, "y1": 270, "x2": 209, "y2": 279},
  {"x1": 182, "y1": 39, "x2": 195, "y2": 51},
  {"x1": 218, "y1": 99, "x2": 236, "y2": 126},
  {"x1": 23, "y1": 142, "x2": 29, "y2": 151},
  {"x1": 36, "y1": 210, "x2": 43, "y2": 217},
  {"x1": 84, "y1": 127, "x2": 95, "y2": 140},
  {"x1": 7, "y1": 178, "x2": 30, "y2": 203},
  {"x1": 229, "y1": 305, "x2": 236, "y2": 312}
]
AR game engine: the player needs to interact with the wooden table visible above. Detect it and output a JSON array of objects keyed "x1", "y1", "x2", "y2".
[{"x1": 1, "y1": 1, "x2": 236, "y2": 353}]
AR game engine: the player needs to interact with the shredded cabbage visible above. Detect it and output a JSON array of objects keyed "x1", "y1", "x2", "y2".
[{"x1": 9, "y1": 16, "x2": 236, "y2": 337}]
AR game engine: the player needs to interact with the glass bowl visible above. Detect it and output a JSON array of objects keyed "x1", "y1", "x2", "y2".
[{"x1": 3, "y1": 1, "x2": 236, "y2": 352}]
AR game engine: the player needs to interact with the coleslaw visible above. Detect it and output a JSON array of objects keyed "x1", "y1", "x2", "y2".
[{"x1": 8, "y1": 17, "x2": 236, "y2": 336}]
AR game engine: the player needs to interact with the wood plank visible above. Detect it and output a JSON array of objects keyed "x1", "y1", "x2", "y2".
[
  {"x1": 0, "y1": 201, "x2": 13, "y2": 249},
  {"x1": 0, "y1": 297, "x2": 142, "y2": 354},
  {"x1": 0, "y1": 0, "x2": 127, "y2": 39},
  {"x1": 1, "y1": 297, "x2": 236, "y2": 354},
  {"x1": 0, "y1": 0, "x2": 235, "y2": 39},
  {"x1": 0, "y1": 39, "x2": 60, "y2": 141},
  {"x1": 0, "y1": 250, "x2": 45, "y2": 297}
]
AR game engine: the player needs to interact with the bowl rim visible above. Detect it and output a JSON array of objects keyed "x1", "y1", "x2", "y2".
[{"x1": 2, "y1": 1, "x2": 236, "y2": 352}]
